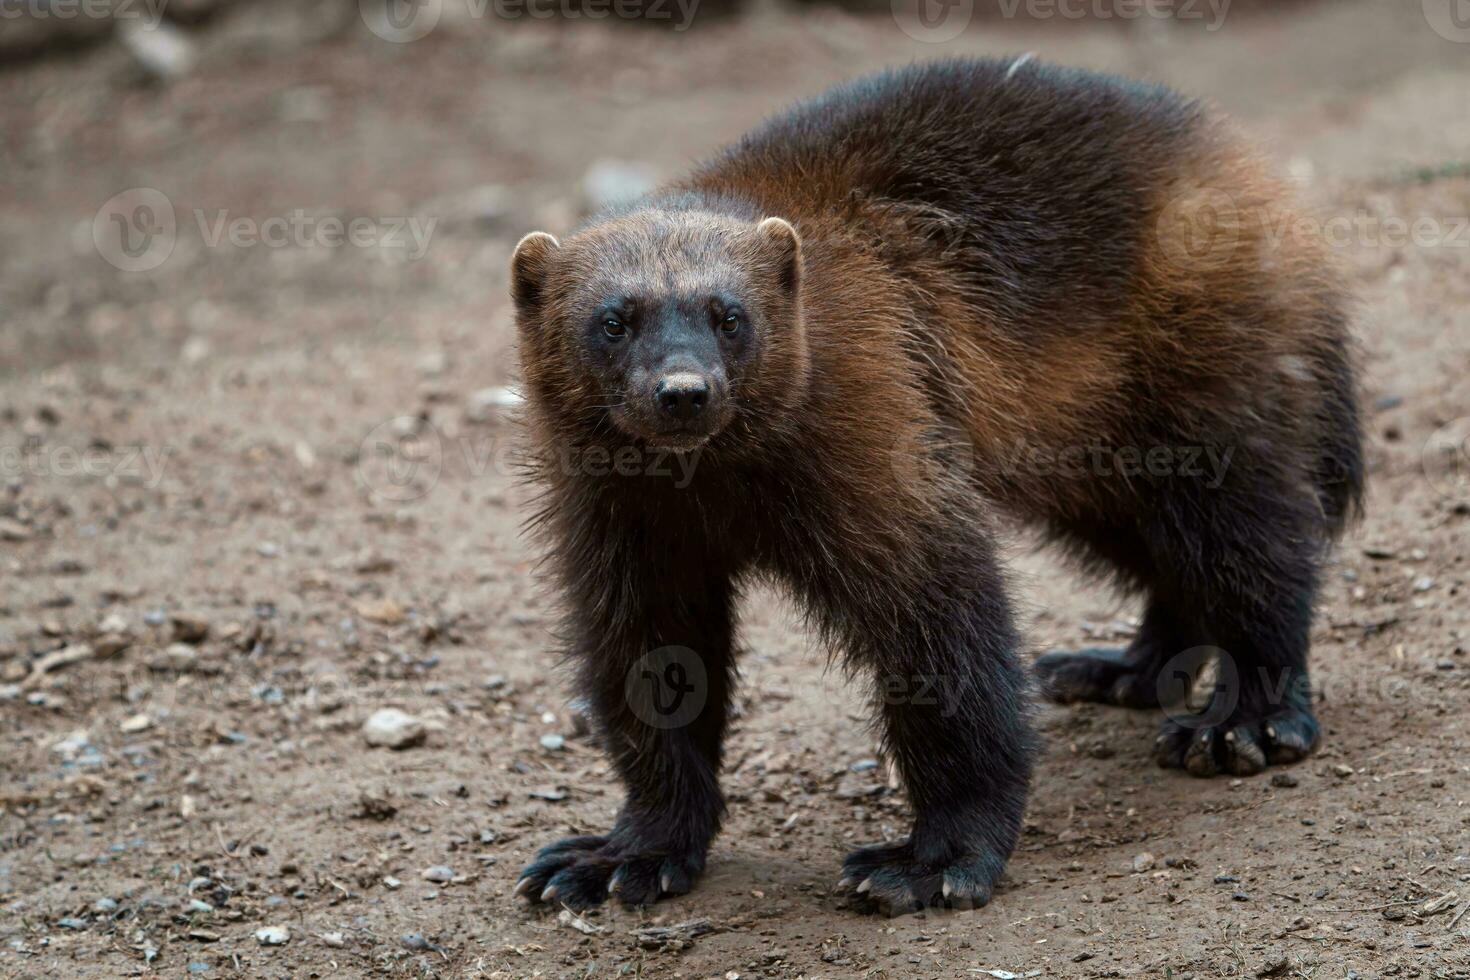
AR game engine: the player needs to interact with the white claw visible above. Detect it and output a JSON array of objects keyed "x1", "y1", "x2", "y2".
[
  {"x1": 513, "y1": 877, "x2": 534, "y2": 897},
  {"x1": 1224, "y1": 730, "x2": 1236, "y2": 743},
  {"x1": 539, "y1": 885, "x2": 557, "y2": 902},
  {"x1": 942, "y1": 880, "x2": 953, "y2": 899},
  {"x1": 660, "y1": 873, "x2": 673, "y2": 894},
  {"x1": 837, "y1": 876, "x2": 855, "y2": 890},
  {"x1": 856, "y1": 878, "x2": 872, "y2": 894}
]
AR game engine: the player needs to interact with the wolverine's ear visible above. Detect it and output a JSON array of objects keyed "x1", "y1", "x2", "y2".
[
  {"x1": 510, "y1": 231, "x2": 560, "y2": 312},
  {"x1": 756, "y1": 217, "x2": 801, "y2": 297}
]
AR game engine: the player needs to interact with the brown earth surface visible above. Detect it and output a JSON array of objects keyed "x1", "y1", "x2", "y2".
[{"x1": 3, "y1": 1, "x2": 1470, "y2": 977}]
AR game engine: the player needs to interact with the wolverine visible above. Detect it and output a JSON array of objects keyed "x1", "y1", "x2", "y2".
[{"x1": 508, "y1": 58, "x2": 1362, "y2": 915}]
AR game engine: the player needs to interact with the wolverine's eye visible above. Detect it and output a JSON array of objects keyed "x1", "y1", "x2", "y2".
[
  {"x1": 602, "y1": 317, "x2": 627, "y2": 339},
  {"x1": 719, "y1": 312, "x2": 741, "y2": 335}
]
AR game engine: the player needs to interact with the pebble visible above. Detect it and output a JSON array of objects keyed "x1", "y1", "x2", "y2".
[
  {"x1": 187, "y1": 898, "x2": 214, "y2": 913},
  {"x1": 421, "y1": 865, "x2": 455, "y2": 883},
  {"x1": 1332, "y1": 764, "x2": 1354, "y2": 779},
  {"x1": 362, "y1": 709, "x2": 426, "y2": 750},
  {"x1": 383, "y1": 875, "x2": 402, "y2": 890},
  {"x1": 0, "y1": 518, "x2": 31, "y2": 542},
  {"x1": 254, "y1": 925, "x2": 290, "y2": 946},
  {"x1": 539, "y1": 733, "x2": 565, "y2": 752},
  {"x1": 120, "y1": 713, "x2": 154, "y2": 734},
  {"x1": 319, "y1": 931, "x2": 345, "y2": 948},
  {"x1": 849, "y1": 758, "x2": 880, "y2": 773},
  {"x1": 1132, "y1": 852, "x2": 1156, "y2": 873},
  {"x1": 187, "y1": 963, "x2": 211, "y2": 974},
  {"x1": 57, "y1": 917, "x2": 89, "y2": 930},
  {"x1": 1270, "y1": 772, "x2": 1299, "y2": 788},
  {"x1": 170, "y1": 613, "x2": 211, "y2": 644},
  {"x1": 93, "y1": 898, "x2": 118, "y2": 913},
  {"x1": 119, "y1": 20, "x2": 196, "y2": 81}
]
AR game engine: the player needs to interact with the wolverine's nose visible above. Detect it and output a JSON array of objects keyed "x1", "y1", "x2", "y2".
[{"x1": 655, "y1": 374, "x2": 710, "y2": 421}]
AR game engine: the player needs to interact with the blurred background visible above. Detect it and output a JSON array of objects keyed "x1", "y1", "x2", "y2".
[{"x1": 3, "y1": 2, "x2": 1469, "y2": 977}]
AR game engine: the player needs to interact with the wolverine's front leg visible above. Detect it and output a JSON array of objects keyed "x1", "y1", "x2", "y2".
[
  {"x1": 516, "y1": 570, "x2": 735, "y2": 910},
  {"x1": 811, "y1": 504, "x2": 1035, "y2": 915}
]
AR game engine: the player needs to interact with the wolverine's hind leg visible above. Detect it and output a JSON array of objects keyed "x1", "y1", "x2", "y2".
[
  {"x1": 1034, "y1": 520, "x2": 1200, "y2": 710},
  {"x1": 1148, "y1": 469, "x2": 1326, "y2": 777},
  {"x1": 1035, "y1": 601, "x2": 1200, "y2": 709}
]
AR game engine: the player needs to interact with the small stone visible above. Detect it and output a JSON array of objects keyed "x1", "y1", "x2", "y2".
[
  {"x1": 120, "y1": 713, "x2": 154, "y2": 734},
  {"x1": 1332, "y1": 764, "x2": 1354, "y2": 779},
  {"x1": 362, "y1": 709, "x2": 425, "y2": 750},
  {"x1": 382, "y1": 875, "x2": 402, "y2": 890},
  {"x1": 187, "y1": 898, "x2": 214, "y2": 913},
  {"x1": 254, "y1": 925, "x2": 290, "y2": 946},
  {"x1": 356, "y1": 598, "x2": 406, "y2": 626},
  {"x1": 529, "y1": 786, "x2": 568, "y2": 802},
  {"x1": 1214, "y1": 873, "x2": 1239, "y2": 884},
  {"x1": 93, "y1": 898, "x2": 118, "y2": 913},
  {"x1": 539, "y1": 733, "x2": 565, "y2": 752},
  {"x1": 1413, "y1": 576, "x2": 1436, "y2": 593},
  {"x1": 400, "y1": 933, "x2": 435, "y2": 951},
  {"x1": 0, "y1": 518, "x2": 33, "y2": 541},
  {"x1": 170, "y1": 614, "x2": 210, "y2": 644},
  {"x1": 187, "y1": 963, "x2": 211, "y2": 975},
  {"x1": 1132, "y1": 852, "x2": 1156, "y2": 873},
  {"x1": 57, "y1": 917, "x2": 89, "y2": 930},
  {"x1": 1270, "y1": 772, "x2": 1299, "y2": 788},
  {"x1": 319, "y1": 932, "x2": 345, "y2": 948},
  {"x1": 422, "y1": 865, "x2": 455, "y2": 883},
  {"x1": 849, "y1": 758, "x2": 880, "y2": 772},
  {"x1": 119, "y1": 20, "x2": 196, "y2": 81}
]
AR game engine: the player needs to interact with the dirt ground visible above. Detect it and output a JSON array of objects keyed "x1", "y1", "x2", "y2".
[{"x1": 3, "y1": 1, "x2": 1470, "y2": 977}]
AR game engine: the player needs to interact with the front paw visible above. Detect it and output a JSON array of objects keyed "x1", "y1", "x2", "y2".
[
  {"x1": 515, "y1": 834, "x2": 704, "y2": 910},
  {"x1": 839, "y1": 840, "x2": 1006, "y2": 916}
]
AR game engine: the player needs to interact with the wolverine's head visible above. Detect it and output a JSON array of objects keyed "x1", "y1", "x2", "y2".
[{"x1": 509, "y1": 209, "x2": 806, "y2": 453}]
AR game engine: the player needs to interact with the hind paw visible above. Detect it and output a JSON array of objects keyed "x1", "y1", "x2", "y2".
[
  {"x1": 1034, "y1": 647, "x2": 1162, "y2": 709},
  {"x1": 1155, "y1": 703, "x2": 1320, "y2": 777},
  {"x1": 515, "y1": 834, "x2": 704, "y2": 910}
]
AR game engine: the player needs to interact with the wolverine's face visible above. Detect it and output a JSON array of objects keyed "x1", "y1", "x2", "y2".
[{"x1": 510, "y1": 210, "x2": 804, "y2": 453}]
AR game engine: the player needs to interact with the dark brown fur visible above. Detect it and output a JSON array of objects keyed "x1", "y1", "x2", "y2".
[{"x1": 509, "y1": 58, "x2": 1362, "y2": 916}]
